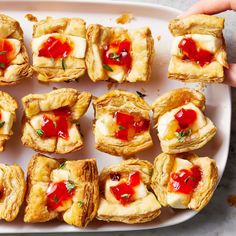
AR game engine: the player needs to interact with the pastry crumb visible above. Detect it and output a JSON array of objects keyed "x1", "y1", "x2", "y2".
[
  {"x1": 227, "y1": 195, "x2": 236, "y2": 207},
  {"x1": 196, "y1": 83, "x2": 207, "y2": 93},
  {"x1": 25, "y1": 13, "x2": 38, "y2": 22},
  {"x1": 116, "y1": 13, "x2": 134, "y2": 24},
  {"x1": 107, "y1": 82, "x2": 118, "y2": 90},
  {"x1": 156, "y1": 35, "x2": 161, "y2": 41}
]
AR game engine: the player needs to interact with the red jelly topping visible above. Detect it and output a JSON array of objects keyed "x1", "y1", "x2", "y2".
[
  {"x1": 0, "y1": 39, "x2": 15, "y2": 69},
  {"x1": 47, "y1": 181, "x2": 75, "y2": 211},
  {"x1": 110, "y1": 171, "x2": 140, "y2": 205},
  {"x1": 114, "y1": 112, "x2": 150, "y2": 141},
  {"x1": 41, "y1": 106, "x2": 71, "y2": 139},
  {"x1": 38, "y1": 36, "x2": 72, "y2": 59},
  {"x1": 178, "y1": 38, "x2": 214, "y2": 67},
  {"x1": 169, "y1": 166, "x2": 202, "y2": 194},
  {"x1": 102, "y1": 40, "x2": 132, "y2": 70},
  {"x1": 174, "y1": 108, "x2": 197, "y2": 130}
]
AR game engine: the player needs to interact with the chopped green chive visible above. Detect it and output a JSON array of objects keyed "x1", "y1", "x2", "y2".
[
  {"x1": 59, "y1": 162, "x2": 65, "y2": 169},
  {"x1": 54, "y1": 195, "x2": 58, "y2": 203},
  {"x1": 103, "y1": 64, "x2": 113, "y2": 72},
  {"x1": 50, "y1": 57, "x2": 54, "y2": 63},
  {"x1": 0, "y1": 62, "x2": 5, "y2": 69},
  {"x1": 78, "y1": 200, "x2": 84, "y2": 207},
  {"x1": 66, "y1": 180, "x2": 76, "y2": 192},
  {"x1": 176, "y1": 129, "x2": 192, "y2": 142},
  {"x1": 62, "y1": 58, "x2": 66, "y2": 70},
  {"x1": 119, "y1": 125, "x2": 125, "y2": 130},
  {"x1": 109, "y1": 52, "x2": 120, "y2": 61},
  {"x1": 136, "y1": 91, "x2": 147, "y2": 98},
  {"x1": 121, "y1": 193, "x2": 130, "y2": 199},
  {"x1": 36, "y1": 129, "x2": 44, "y2": 137},
  {"x1": 0, "y1": 51, "x2": 7, "y2": 56},
  {"x1": 0, "y1": 121, "x2": 5, "y2": 128}
]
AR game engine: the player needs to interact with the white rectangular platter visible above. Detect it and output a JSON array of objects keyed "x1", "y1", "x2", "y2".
[{"x1": 0, "y1": 0, "x2": 231, "y2": 233}]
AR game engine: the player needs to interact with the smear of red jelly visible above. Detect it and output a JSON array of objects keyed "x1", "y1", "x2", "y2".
[
  {"x1": 110, "y1": 171, "x2": 140, "y2": 205},
  {"x1": 174, "y1": 108, "x2": 197, "y2": 130},
  {"x1": 169, "y1": 166, "x2": 202, "y2": 194},
  {"x1": 47, "y1": 181, "x2": 75, "y2": 211},
  {"x1": 0, "y1": 39, "x2": 15, "y2": 69},
  {"x1": 102, "y1": 40, "x2": 132, "y2": 70},
  {"x1": 178, "y1": 37, "x2": 214, "y2": 67},
  {"x1": 114, "y1": 112, "x2": 150, "y2": 141},
  {"x1": 38, "y1": 36, "x2": 72, "y2": 59}
]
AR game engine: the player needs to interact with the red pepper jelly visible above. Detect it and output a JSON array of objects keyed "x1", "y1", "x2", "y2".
[
  {"x1": 114, "y1": 112, "x2": 150, "y2": 141},
  {"x1": 38, "y1": 36, "x2": 72, "y2": 59},
  {"x1": 178, "y1": 37, "x2": 214, "y2": 67},
  {"x1": 169, "y1": 166, "x2": 202, "y2": 194},
  {"x1": 174, "y1": 108, "x2": 197, "y2": 130},
  {"x1": 41, "y1": 106, "x2": 71, "y2": 139},
  {"x1": 102, "y1": 40, "x2": 132, "y2": 71},
  {"x1": 47, "y1": 181, "x2": 75, "y2": 211},
  {"x1": 0, "y1": 39, "x2": 15, "y2": 69},
  {"x1": 110, "y1": 171, "x2": 140, "y2": 205}
]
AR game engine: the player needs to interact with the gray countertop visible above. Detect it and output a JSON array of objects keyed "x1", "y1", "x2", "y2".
[{"x1": 15, "y1": 0, "x2": 236, "y2": 235}]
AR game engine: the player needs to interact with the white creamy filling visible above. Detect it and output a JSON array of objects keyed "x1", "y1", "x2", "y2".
[
  {"x1": 0, "y1": 109, "x2": 14, "y2": 135},
  {"x1": 95, "y1": 113, "x2": 116, "y2": 136}
]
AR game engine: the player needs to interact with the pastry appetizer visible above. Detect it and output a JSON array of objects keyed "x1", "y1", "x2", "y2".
[
  {"x1": 0, "y1": 163, "x2": 26, "y2": 221},
  {"x1": 152, "y1": 88, "x2": 216, "y2": 154},
  {"x1": 86, "y1": 24, "x2": 154, "y2": 82},
  {"x1": 21, "y1": 88, "x2": 91, "y2": 154},
  {"x1": 24, "y1": 154, "x2": 99, "y2": 227},
  {"x1": 0, "y1": 91, "x2": 17, "y2": 152},
  {"x1": 0, "y1": 14, "x2": 32, "y2": 85},
  {"x1": 97, "y1": 159, "x2": 161, "y2": 224},
  {"x1": 93, "y1": 90, "x2": 153, "y2": 157},
  {"x1": 31, "y1": 17, "x2": 86, "y2": 82},
  {"x1": 168, "y1": 14, "x2": 228, "y2": 83},
  {"x1": 151, "y1": 152, "x2": 218, "y2": 211}
]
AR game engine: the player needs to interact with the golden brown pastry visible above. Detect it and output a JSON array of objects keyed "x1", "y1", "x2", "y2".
[
  {"x1": 86, "y1": 24, "x2": 154, "y2": 83},
  {"x1": 97, "y1": 159, "x2": 161, "y2": 224},
  {"x1": 0, "y1": 91, "x2": 17, "y2": 152},
  {"x1": 151, "y1": 152, "x2": 218, "y2": 211},
  {"x1": 168, "y1": 14, "x2": 228, "y2": 83},
  {"x1": 24, "y1": 154, "x2": 99, "y2": 227},
  {"x1": 0, "y1": 14, "x2": 32, "y2": 85},
  {"x1": 93, "y1": 90, "x2": 153, "y2": 157},
  {"x1": 0, "y1": 163, "x2": 26, "y2": 221},
  {"x1": 152, "y1": 88, "x2": 216, "y2": 154},
  {"x1": 21, "y1": 88, "x2": 91, "y2": 154},
  {"x1": 31, "y1": 17, "x2": 86, "y2": 82}
]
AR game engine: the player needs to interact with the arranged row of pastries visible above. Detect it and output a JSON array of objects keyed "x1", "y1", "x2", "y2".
[
  {"x1": 0, "y1": 13, "x2": 228, "y2": 85},
  {"x1": 0, "y1": 153, "x2": 217, "y2": 225},
  {"x1": 0, "y1": 87, "x2": 216, "y2": 156}
]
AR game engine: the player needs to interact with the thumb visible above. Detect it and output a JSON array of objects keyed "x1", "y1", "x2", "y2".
[{"x1": 224, "y1": 64, "x2": 236, "y2": 87}]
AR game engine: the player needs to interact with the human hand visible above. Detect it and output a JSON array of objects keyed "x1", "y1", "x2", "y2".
[{"x1": 178, "y1": 0, "x2": 236, "y2": 87}]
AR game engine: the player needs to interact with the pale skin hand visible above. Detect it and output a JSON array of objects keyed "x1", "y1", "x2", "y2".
[{"x1": 178, "y1": 0, "x2": 236, "y2": 87}]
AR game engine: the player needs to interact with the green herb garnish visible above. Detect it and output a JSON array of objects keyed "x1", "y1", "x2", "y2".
[
  {"x1": 136, "y1": 91, "x2": 147, "y2": 98},
  {"x1": 0, "y1": 62, "x2": 5, "y2": 69},
  {"x1": 50, "y1": 57, "x2": 54, "y2": 63},
  {"x1": 78, "y1": 200, "x2": 84, "y2": 207},
  {"x1": 109, "y1": 52, "x2": 120, "y2": 61},
  {"x1": 176, "y1": 129, "x2": 192, "y2": 142},
  {"x1": 0, "y1": 121, "x2": 5, "y2": 128},
  {"x1": 36, "y1": 129, "x2": 44, "y2": 137},
  {"x1": 62, "y1": 58, "x2": 66, "y2": 70},
  {"x1": 103, "y1": 64, "x2": 113, "y2": 72},
  {"x1": 119, "y1": 125, "x2": 125, "y2": 130},
  {"x1": 66, "y1": 180, "x2": 76, "y2": 192},
  {"x1": 0, "y1": 51, "x2": 7, "y2": 56},
  {"x1": 121, "y1": 193, "x2": 130, "y2": 199},
  {"x1": 59, "y1": 162, "x2": 65, "y2": 169},
  {"x1": 54, "y1": 195, "x2": 58, "y2": 203}
]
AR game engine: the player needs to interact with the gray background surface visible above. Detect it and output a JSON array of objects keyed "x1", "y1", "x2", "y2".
[{"x1": 15, "y1": 0, "x2": 236, "y2": 235}]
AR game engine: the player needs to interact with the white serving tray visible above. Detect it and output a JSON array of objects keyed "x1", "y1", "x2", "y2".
[{"x1": 0, "y1": 0, "x2": 231, "y2": 233}]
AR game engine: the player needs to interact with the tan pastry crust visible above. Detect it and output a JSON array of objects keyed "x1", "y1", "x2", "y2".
[
  {"x1": 32, "y1": 17, "x2": 86, "y2": 82},
  {"x1": 86, "y1": 24, "x2": 154, "y2": 82},
  {"x1": 152, "y1": 88, "x2": 216, "y2": 154},
  {"x1": 0, "y1": 163, "x2": 26, "y2": 221},
  {"x1": 0, "y1": 14, "x2": 32, "y2": 85},
  {"x1": 24, "y1": 154, "x2": 99, "y2": 227},
  {"x1": 168, "y1": 14, "x2": 228, "y2": 83},
  {"x1": 93, "y1": 90, "x2": 153, "y2": 157},
  {"x1": 151, "y1": 152, "x2": 218, "y2": 211},
  {"x1": 0, "y1": 91, "x2": 18, "y2": 152},
  {"x1": 97, "y1": 159, "x2": 161, "y2": 224},
  {"x1": 21, "y1": 88, "x2": 91, "y2": 154}
]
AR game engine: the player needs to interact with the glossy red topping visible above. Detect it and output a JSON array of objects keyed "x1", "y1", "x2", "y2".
[
  {"x1": 178, "y1": 38, "x2": 214, "y2": 67},
  {"x1": 47, "y1": 181, "x2": 75, "y2": 211},
  {"x1": 110, "y1": 171, "x2": 140, "y2": 205},
  {"x1": 38, "y1": 36, "x2": 72, "y2": 59},
  {"x1": 0, "y1": 39, "x2": 15, "y2": 69},
  {"x1": 114, "y1": 112, "x2": 150, "y2": 141},
  {"x1": 102, "y1": 40, "x2": 132, "y2": 70},
  {"x1": 169, "y1": 166, "x2": 202, "y2": 194},
  {"x1": 174, "y1": 108, "x2": 197, "y2": 130},
  {"x1": 41, "y1": 106, "x2": 71, "y2": 139}
]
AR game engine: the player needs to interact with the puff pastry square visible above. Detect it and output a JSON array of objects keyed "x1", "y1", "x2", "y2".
[
  {"x1": 0, "y1": 14, "x2": 32, "y2": 85},
  {"x1": 168, "y1": 14, "x2": 228, "y2": 83},
  {"x1": 21, "y1": 88, "x2": 91, "y2": 154},
  {"x1": 151, "y1": 152, "x2": 218, "y2": 211},
  {"x1": 86, "y1": 24, "x2": 154, "y2": 83},
  {"x1": 24, "y1": 154, "x2": 99, "y2": 227},
  {"x1": 93, "y1": 90, "x2": 153, "y2": 157},
  {"x1": 97, "y1": 159, "x2": 161, "y2": 224},
  {"x1": 152, "y1": 88, "x2": 216, "y2": 154},
  {"x1": 0, "y1": 91, "x2": 17, "y2": 152},
  {"x1": 0, "y1": 163, "x2": 26, "y2": 221},
  {"x1": 31, "y1": 17, "x2": 86, "y2": 82}
]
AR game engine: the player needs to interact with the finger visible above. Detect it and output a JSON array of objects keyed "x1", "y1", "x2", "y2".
[
  {"x1": 224, "y1": 64, "x2": 236, "y2": 87},
  {"x1": 178, "y1": 0, "x2": 233, "y2": 18}
]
